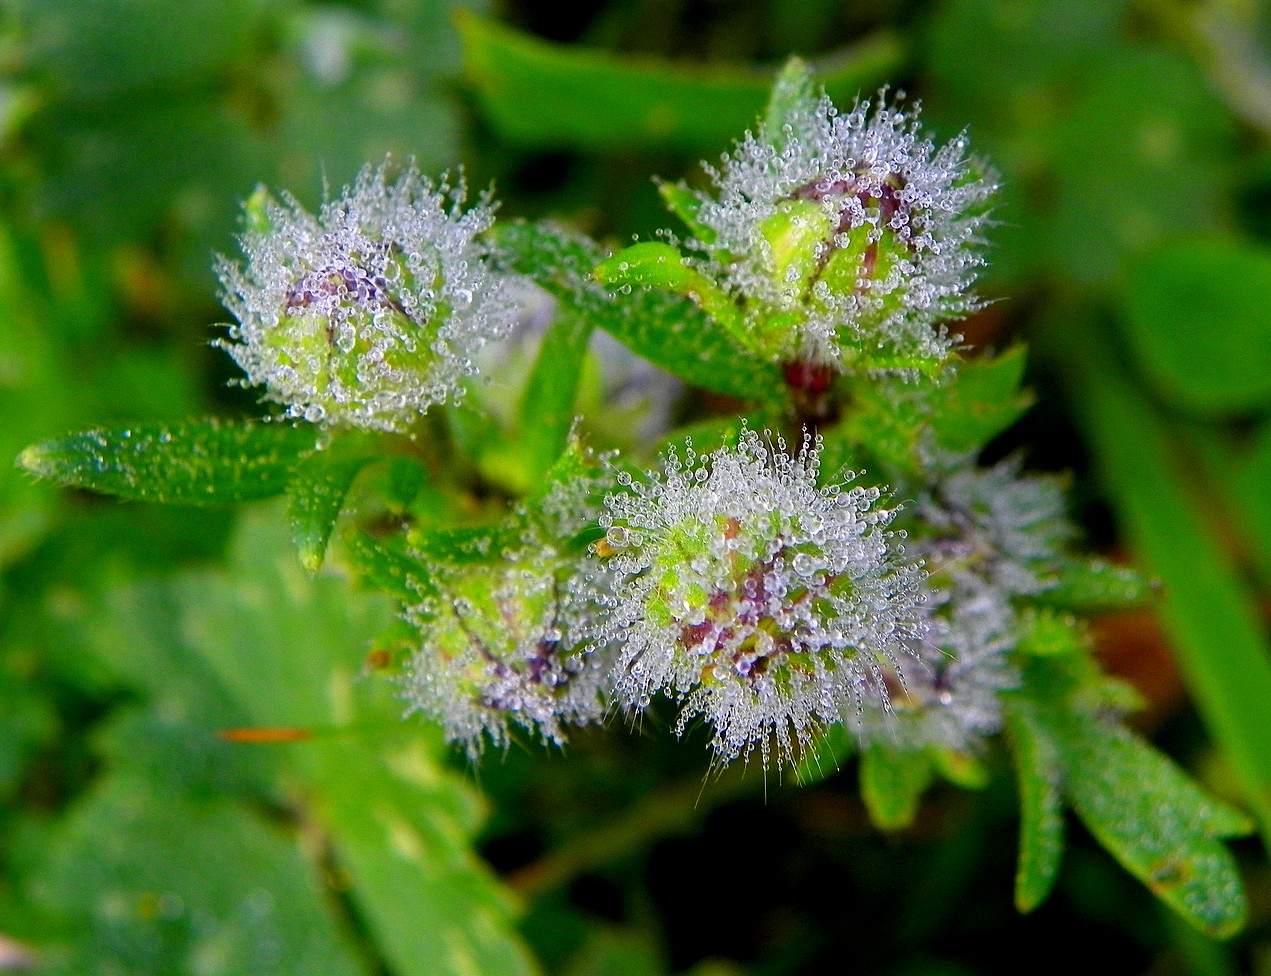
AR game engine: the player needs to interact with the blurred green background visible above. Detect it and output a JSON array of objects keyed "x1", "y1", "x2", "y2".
[{"x1": 4, "y1": 0, "x2": 1271, "y2": 973}]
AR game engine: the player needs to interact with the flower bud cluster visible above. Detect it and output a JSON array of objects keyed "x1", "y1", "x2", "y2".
[
  {"x1": 864, "y1": 457, "x2": 1072, "y2": 750},
  {"x1": 217, "y1": 161, "x2": 519, "y2": 432},
  {"x1": 591, "y1": 429, "x2": 927, "y2": 767},
  {"x1": 688, "y1": 87, "x2": 995, "y2": 373}
]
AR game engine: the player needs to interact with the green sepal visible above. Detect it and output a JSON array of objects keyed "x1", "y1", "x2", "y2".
[
  {"x1": 859, "y1": 742, "x2": 933, "y2": 831},
  {"x1": 655, "y1": 179, "x2": 716, "y2": 244},
  {"x1": 1004, "y1": 698, "x2": 1066, "y2": 914},
  {"x1": 760, "y1": 57, "x2": 817, "y2": 150},
  {"x1": 17, "y1": 418, "x2": 318, "y2": 505},
  {"x1": 286, "y1": 452, "x2": 374, "y2": 572}
]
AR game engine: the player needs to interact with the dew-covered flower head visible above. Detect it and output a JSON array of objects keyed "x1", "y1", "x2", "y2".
[
  {"x1": 217, "y1": 161, "x2": 519, "y2": 431},
  {"x1": 593, "y1": 429, "x2": 928, "y2": 767},
  {"x1": 688, "y1": 75, "x2": 996, "y2": 372},
  {"x1": 403, "y1": 541, "x2": 614, "y2": 757}
]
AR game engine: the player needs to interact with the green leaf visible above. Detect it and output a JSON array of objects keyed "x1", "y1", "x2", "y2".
[
  {"x1": 457, "y1": 11, "x2": 901, "y2": 151},
  {"x1": 1004, "y1": 700, "x2": 1066, "y2": 913},
  {"x1": 928, "y1": 345, "x2": 1034, "y2": 455},
  {"x1": 655, "y1": 179, "x2": 715, "y2": 244},
  {"x1": 493, "y1": 221, "x2": 784, "y2": 400},
  {"x1": 793, "y1": 723, "x2": 855, "y2": 785},
  {"x1": 1073, "y1": 337, "x2": 1271, "y2": 853},
  {"x1": 287, "y1": 453, "x2": 374, "y2": 572},
  {"x1": 519, "y1": 309, "x2": 593, "y2": 484},
  {"x1": 594, "y1": 242, "x2": 745, "y2": 338},
  {"x1": 31, "y1": 773, "x2": 366, "y2": 976},
  {"x1": 1015, "y1": 607, "x2": 1087, "y2": 657},
  {"x1": 859, "y1": 742, "x2": 933, "y2": 831},
  {"x1": 18, "y1": 418, "x2": 318, "y2": 505},
  {"x1": 1056, "y1": 715, "x2": 1250, "y2": 937},
  {"x1": 1121, "y1": 237, "x2": 1271, "y2": 415},
  {"x1": 343, "y1": 532, "x2": 428, "y2": 603},
  {"x1": 1037, "y1": 557, "x2": 1156, "y2": 611},
  {"x1": 178, "y1": 511, "x2": 538, "y2": 976}
]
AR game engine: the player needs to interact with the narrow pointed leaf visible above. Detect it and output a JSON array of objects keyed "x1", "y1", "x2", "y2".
[
  {"x1": 1056, "y1": 715, "x2": 1249, "y2": 937},
  {"x1": 519, "y1": 309, "x2": 593, "y2": 483},
  {"x1": 18, "y1": 419, "x2": 317, "y2": 505},
  {"x1": 287, "y1": 453, "x2": 373, "y2": 571},
  {"x1": 860, "y1": 742, "x2": 933, "y2": 831},
  {"x1": 1004, "y1": 700, "x2": 1066, "y2": 913}
]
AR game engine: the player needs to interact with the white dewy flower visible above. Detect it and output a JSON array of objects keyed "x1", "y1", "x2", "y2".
[
  {"x1": 592, "y1": 429, "x2": 928, "y2": 767},
  {"x1": 217, "y1": 161, "x2": 518, "y2": 431}
]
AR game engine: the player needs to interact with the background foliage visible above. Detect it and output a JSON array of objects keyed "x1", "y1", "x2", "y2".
[{"x1": 3, "y1": 0, "x2": 1271, "y2": 973}]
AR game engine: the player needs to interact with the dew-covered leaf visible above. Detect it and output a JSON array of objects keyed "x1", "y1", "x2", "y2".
[
  {"x1": 859, "y1": 742, "x2": 933, "y2": 831},
  {"x1": 287, "y1": 453, "x2": 373, "y2": 572},
  {"x1": 1004, "y1": 699, "x2": 1065, "y2": 913},
  {"x1": 1058, "y1": 716, "x2": 1250, "y2": 937},
  {"x1": 1077, "y1": 346, "x2": 1271, "y2": 851},
  {"x1": 493, "y1": 221, "x2": 784, "y2": 400},
  {"x1": 343, "y1": 532, "x2": 427, "y2": 603},
  {"x1": 18, "y1": 419, "x2": 318, "y2": 505},
  {"x1": 1036, "y1": 557, "x2": 1156, "y2": 611},
  {"x1": 457, "y1": 12, "x2": 900, "y2": 151}
]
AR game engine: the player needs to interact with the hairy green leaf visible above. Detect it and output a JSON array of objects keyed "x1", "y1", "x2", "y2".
[
  {"x1": 1057, "y1": 715, "x2": 1249, "y2": 938},
  {"x1": 287, "y1": 453, "x2": 373, "y2": 572},
  {"x1": 493, "y1": 221, "x2": 784, "y2": 400},
  {"x1": 18, "y1": 418, "x2": 317, "y2": 505}
]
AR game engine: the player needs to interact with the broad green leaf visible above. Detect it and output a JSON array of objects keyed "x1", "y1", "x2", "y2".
[
  {"x1": 1056, "y1": 715, "x2": 1250, "y2": 937},
  {"x1": 1075, "y1": 341, "x2": 1271, "y2": 853},
  {"x1": 287, "y1": 453, "x2": 373, "y2": 572},
  {"x1": 1036, "y1": 557, "x2": 1155, "y2": 612},
  {"x1": 493, "y1": 221, "x2": 784, "y2": 401},
  {"x1": 655, "y1": 179, "x2": 715, "y2": 244},
  {"x1": 520, "y1": 310, "x2": 593, "y2": 484},
  {"x1": 18, "y1": 419, "x2": 318, "y2": 505},
  {"x1": 31, "y1": 773, "x2": 365, "y2": 976},
  {"x1": 859, "y1": 742, "x2": 933, "y2": 831},
  {"x1": 457, "y1": 12, "x2": 901, "y2": 151},
  {"x1": 1003, "y1": 700, "x2": 1065, "y2": 913},
  {"x1": 178, "y1": 512, "x2": 538, "y2": 976},
  {"x1": 1121, "y1": 238, "x2": 1271, "y2": 414}
]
